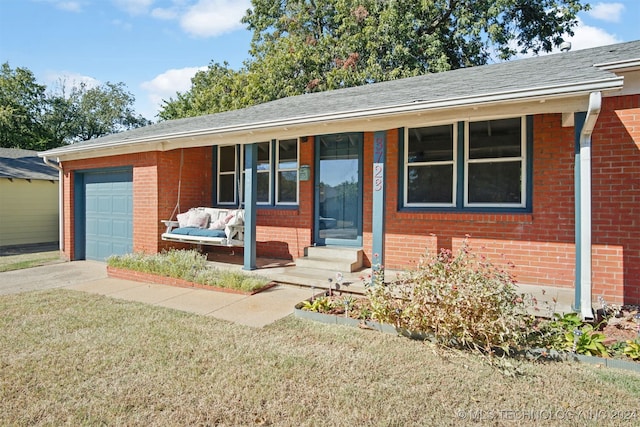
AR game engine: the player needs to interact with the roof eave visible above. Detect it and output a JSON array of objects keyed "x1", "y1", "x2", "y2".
[{"x1": 39, "y1": 76, "x2": 624, "y2": 160}]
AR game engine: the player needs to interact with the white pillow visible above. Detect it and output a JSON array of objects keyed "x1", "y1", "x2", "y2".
[
  {"x1": 177, "y1": 211, "x2": 191, "y2": 228},
  {"x1": 209, "y1": 219, "x2": 226, "y2": 230},
  {"x1": 227, "y1": 210, "x2": 244, "y2": 226},
  {"x1": 186, "y1": 210, "x2": 210, "y2": 228}
]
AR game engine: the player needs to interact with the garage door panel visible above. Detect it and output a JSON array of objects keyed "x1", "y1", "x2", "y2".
[
  {"x1": 112, "y1": 220, "x2": 130, "y2": 238},
  {"x1": 83, "y1": 169, "x2": 133, "y2": 261},
  {"x1": 86, "y1": 218, "x2": 98, "y2": 234},
  {"x1": 112, "y1": 195, "x2": 130, "y2": 214},
  {"x1": 97, "y1": 218, "x2": 113, "y2": 236},
  {"x1": 98, "y1": 196, "x2": 113, "y2": 213}
]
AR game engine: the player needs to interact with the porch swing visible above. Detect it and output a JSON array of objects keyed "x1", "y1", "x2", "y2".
[{"x1": 160, "y1": 149, "x2": 245, "y2": 247}]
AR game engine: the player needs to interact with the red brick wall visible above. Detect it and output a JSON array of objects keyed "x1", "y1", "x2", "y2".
[
  {"x1": 592, "y1": 95, "x2": 640, "y2": 304},
  {"x1": 156, "y1": 148, "x2": 213, "y2": 251},
  {"x1": 381, "y1": 119, "x2": 579, "y2": 285},
  {"x1": 377, "y1": 97, "x2": 640, "y2": 305},
  {"x1": 61, "y1": 148, "x2": 213, "y2": 259}
]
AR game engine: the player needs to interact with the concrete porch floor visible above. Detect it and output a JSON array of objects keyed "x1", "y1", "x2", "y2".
[{"x1": 205, "y1": 252, "x2": 576, "y2": 316}]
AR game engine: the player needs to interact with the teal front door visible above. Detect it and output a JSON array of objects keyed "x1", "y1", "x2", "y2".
[{"x1": 315, "y1": 133, "x2": 363, "y2": 246}]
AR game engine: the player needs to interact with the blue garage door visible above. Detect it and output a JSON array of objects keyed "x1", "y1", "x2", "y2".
[{"x1": 84, "y1": 170, "x2": 133, "y2": 261}]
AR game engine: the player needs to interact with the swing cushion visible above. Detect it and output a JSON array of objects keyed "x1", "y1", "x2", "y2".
[
  {"x1": 161, "y1": 207, "x2": 245, "y2": 247},
  {"x1": 170, "y1": 227, "x2": 226, "y2": 238}
]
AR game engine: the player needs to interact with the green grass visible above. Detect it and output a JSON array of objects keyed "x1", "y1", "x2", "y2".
[
  {"x1": 0, "y1": 252, "x2": 61, "y2": 273},
  {"x1": 107, "y1": 249, "x2": 270, "y2": 292},
  {"x1": 1, "y1": 290, "x2": 639, "y2": 426}
]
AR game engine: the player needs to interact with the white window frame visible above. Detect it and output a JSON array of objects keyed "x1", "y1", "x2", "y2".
[
  {"x1": 217, "y1": 144, "x2": 237, "y2": 205},
  {"x1": 276, "y1": 138, "x2": 299, "y2": 205},
  {"x1": 240, "y1": 142, "x2": 272, "y2": 205},
  {"x1": 464, "y1": 116, "x2": 527, "y2": 208},
  {"x1": 404, "y1": 124, "x2": 457, "y2": 208}
]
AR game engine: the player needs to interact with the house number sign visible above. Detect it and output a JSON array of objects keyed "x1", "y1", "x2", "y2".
[{"x1": 373, "y1": 133, "x2": 385, "y2": 192}]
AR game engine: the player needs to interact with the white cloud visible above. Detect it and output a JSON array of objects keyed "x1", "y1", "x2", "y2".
[
  {"x1": 587, "y1": 2, "x2": 625, "y2": 23},
  {"x1": 151, "y1": 7, "x2": 178, "y2": 20},
  {"x1": 38, "y1": 0, "x2": 85, "y2": 12},
  {"x1": 140, "y1": 66, "x2": 206, "y2": 114},
  {"x1": 561, "y1": 17, "x2": 622, "y2": 51},
  {"x1": 112, "y1": 0, "x2": 154, "y2": 15},
  {"x1": 180, "y1": 0, "x2": 251, "y2": 37},
  {"x1": 55, "y1": 1, "x2": 83, "y2": 12}
]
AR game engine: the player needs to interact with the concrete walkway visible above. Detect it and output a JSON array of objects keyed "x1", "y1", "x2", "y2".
[{"x1": 0, "y1": 260, "x2": 313, "y2": 328}]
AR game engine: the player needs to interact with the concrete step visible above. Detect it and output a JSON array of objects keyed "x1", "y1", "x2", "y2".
[
  {"x1": 296, "y1": 246, "x2": 364, "y2": 272},
  {"x1": 295, "y1": 256, "x2": 360, "y2": 272},
  {"x1": 273, "y1": 267, "x2": 368, "y2": 295}
]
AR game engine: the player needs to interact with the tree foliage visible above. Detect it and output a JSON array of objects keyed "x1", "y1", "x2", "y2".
[
  {"x1": 159, "y1": 62, "x2": 248, "y2": 120},
  {"x1": 56, "y1": 81, "x2": 151, "y2": 143},
  {"x1": 0, "y1": 63, "x2": 50, "y2": 150},
  {"x1": 160, "y1": 0, "x2": 588, "y2": 120},
  {"x1": 0, "y1": 62, "x2": 150, "y2": 150}
]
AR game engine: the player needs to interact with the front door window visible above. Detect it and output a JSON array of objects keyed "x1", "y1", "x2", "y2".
[{"x1": 315, "y1": 133, "x2": 363, "y2": 246}]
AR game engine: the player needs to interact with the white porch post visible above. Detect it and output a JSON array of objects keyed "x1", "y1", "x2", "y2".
[{"x1": 243, "y1": 143, "x2": 257, "y2": 270}]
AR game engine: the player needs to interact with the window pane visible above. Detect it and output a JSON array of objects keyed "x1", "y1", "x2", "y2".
[
  {"x1": 257, "y1": 172, "x2": 269, "y2": 203},
  {"x1": 469, "y1": 118, "x2": 521, "y2": 159},
  {"x1": 408, "y1": 125, "x2": 453, "y2": 163},
  {"x1": 257, "y1": 142, "x2": 270, "y2": 172},
  {"x1": 218, "y1": 174, "x2": 235, "y2": 203},
  {"x1": 278, "y1": 171, "x2": 297, "y2": 203},
  {"x1": 279, "y1": 139, "x2": 298, "y2": 169},
  {"x1": 468, "y1": 161, "x2": 521, "y2": 204},
  {"x1": 407, "y1": 164, "x2": 454, "y2": 204},
  {"x1": 219, "y1": 146, "x2": 236, "y2": 172}
]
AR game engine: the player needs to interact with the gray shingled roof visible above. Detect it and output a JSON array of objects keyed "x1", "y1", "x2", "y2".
[
  {"x1": 41, "y1": 40, "x2": 640, "y2": 158},
  {"x1": 0, "y1": 148, "x2": 59, "y2": 180}
]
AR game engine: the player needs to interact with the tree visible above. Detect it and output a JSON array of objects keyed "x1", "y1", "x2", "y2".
[
  {"x1": 58, "y1": 81, "x2": 150, "y2": 142},
  {"x1": 159, "y1": 62, "x2": 248, "y2": 121},
  {"x1": 0, "y1": 63, "x2": 50, "y2": 150},
  {"x1": 241, "y1": 0, "x2": 587, "y2": 95},
  {"x1": 0, "y1": 62, "x2": 151, "y2": 149},
  {"x1": 160, "y1": 0, "x2": 588, "y2": 119}
]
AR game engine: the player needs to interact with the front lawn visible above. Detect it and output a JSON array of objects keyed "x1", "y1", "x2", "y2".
[
  {"x1": 0, "y1": 250, "x2": 61, "y2": 273},
  {"x1": 1, "y1": 290, "x2": 639, "y2": 426}
]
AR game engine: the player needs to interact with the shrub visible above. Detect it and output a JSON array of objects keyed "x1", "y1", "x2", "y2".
[
  {"x1": 107, "y1": 249, "x2": 269, "y2": 292},
  {"x1": 368, "y1": 239, "x2": 530, "y2": 353}
]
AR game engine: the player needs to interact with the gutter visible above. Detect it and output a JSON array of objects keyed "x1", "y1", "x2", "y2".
[
  {"x1": 576, "y1": 92, "x2": 602, "y2": 321},
  {"x1": 39, "y1": 76, "x2": 623, "y2": 159},
  {"x1": 42, "y1": 156, "x2": 64, "y2": 254}
]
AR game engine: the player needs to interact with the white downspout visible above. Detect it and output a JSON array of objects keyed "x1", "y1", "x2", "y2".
[
  {"x1": 42, "y1": 156, "x2": 64, "y2": 254},
  {"x1": 578, "y1": 91, "x2": 601, "y2": 320}
]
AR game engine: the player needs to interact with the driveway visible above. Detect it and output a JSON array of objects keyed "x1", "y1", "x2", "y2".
[{"x1": 0, "y1": 261, "x2": 108, "y2": 295}]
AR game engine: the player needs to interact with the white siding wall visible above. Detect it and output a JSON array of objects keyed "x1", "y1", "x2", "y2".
[{"x1": 0, "y1": 178, "x2": 59, "y2": 246}]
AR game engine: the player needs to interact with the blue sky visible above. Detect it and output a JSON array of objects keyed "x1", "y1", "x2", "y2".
[{"x1": 1, "y1": 0, "x2": 638, "y2": 121}]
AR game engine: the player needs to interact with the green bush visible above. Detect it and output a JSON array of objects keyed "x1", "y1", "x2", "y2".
[
  {"x1": 107, "y1": 249, "x2": 269, "y2": 292},
  {"x1": 368, "y1": 239, "x2": 530, "y2": 353}
]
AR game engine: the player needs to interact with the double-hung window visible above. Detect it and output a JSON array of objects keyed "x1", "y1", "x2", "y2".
[
  {"x1": 276, "y1": 138, "x2": 299, "y2": 205},
  {"x1": 216, "y1": 139, "x2": 298, "y2": 207},
  {"x1": 217, "y1": 145, "x2": 237, "y2": 205},
  {"x1": 465, "y1": 117, "x2": 525, "y2": 207},
  {"x1": 403, "y1": 116, "x2": 529, "y2": 211},
  {"x1": 254, "y1": 141, "x2": 272, "y2": 204},
  {"x1": 405, "y1": 124, "x2": 456, "y2": 207}
]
